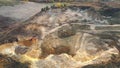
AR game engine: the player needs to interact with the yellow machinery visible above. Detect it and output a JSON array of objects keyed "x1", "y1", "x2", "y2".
[{"x1": 54, "y1": 2, "x2": 67, "y2": 8}]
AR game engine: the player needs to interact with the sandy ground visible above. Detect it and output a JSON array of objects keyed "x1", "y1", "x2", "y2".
[{"x1": 0, "y1": 2, "x2": 51, "y2": 22}]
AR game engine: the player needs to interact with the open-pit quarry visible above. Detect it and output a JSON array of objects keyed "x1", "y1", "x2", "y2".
[{"x1": 0, "y1": 1, "x2": 120, "y2": 68}]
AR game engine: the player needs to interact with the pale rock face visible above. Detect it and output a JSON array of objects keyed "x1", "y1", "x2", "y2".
[
  {"x1": 0, "y1": 42, "x2": 18, "y2": 56},
  {"x1": 36, "y1": 54, "x2": 80, "y2": 68},
  {"x1": 79, "y1": 33, "x2": 110, "y2": 55},
  {"x1": 25, "y1": 49, "x2": 40, "y2": 59}
]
